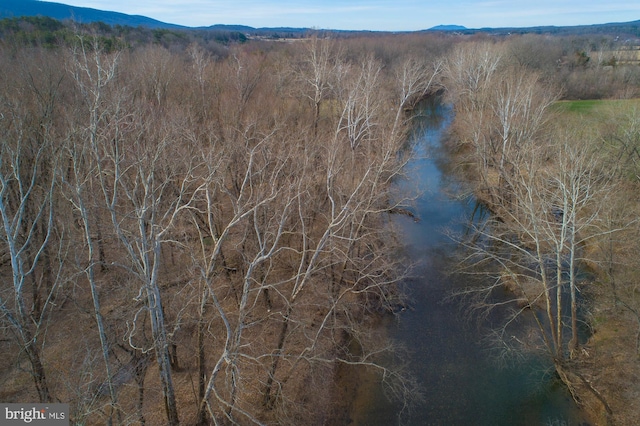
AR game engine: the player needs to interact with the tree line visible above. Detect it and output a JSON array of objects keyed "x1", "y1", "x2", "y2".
[
  {"x1": 0, "y1": 29, "x2": 446, "y2": 424},
  {"x1": 443, "y1": 39, "x2": 640, "y2": 422}
]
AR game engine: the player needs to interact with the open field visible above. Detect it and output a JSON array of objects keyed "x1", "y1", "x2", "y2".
[{"x1": 553, "y1": 98, "x2": 640, "y2": 114}]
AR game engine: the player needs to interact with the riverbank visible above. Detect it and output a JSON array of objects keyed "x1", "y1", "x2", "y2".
[
  {"x1": 444, "y1": 137, "x2": 639, "y2": 426},
  {"x1": 348, "y1": 99, "x2": 589, "y2": 425},
  {"x1": 572, "y1": 278, "x2": 640, "y2": 425}
]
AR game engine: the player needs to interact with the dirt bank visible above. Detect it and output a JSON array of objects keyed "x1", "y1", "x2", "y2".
[{"x1": 570, "y1": 283, "x2": 640, "y2": 425}]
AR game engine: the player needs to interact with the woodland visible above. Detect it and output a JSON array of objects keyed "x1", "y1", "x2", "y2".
[{"x1": 1, "y1": 17, "x2": 640, "y2": 425}]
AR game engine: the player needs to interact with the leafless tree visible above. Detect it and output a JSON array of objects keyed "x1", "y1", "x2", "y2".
[
  {"x1": 69, "y1": 36, "x2": 202, "y2": 425},
  {"x1": 62, "y1": 119, "x2": 123, "y2": 423},
  {"x1": 293, "y1": 36, "x2": 347, "y2": 134},
  {"x1": 450, "y1": 74, "x2": 619, "y2": 376},
  {"x1": 540, "y1": 134, "x2": 615, "y2": 355},
  {"x1": 182, "y1": 43, "x2": 431, "y2": 424},
  {"x1": 192, "y1": 128, "x2": 289, "y2": 424},
  {"x1": 0, "y1": 32, "x2": 450, "y2": 424},
  {"x1": 0, "y1": 81, "x2": 61, "y2": 403}
]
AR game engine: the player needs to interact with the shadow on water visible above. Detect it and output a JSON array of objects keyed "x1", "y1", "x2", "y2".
[{"x1": 351, "y1": 99, "x2": 591, "y2": 425}]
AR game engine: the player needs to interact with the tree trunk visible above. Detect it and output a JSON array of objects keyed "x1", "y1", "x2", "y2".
[
  {"x1": 24, "y1": 333, "x2": 51, "y2": 402},
  {"x1": 95, "y1": 216, "x2": 107, "y2": 272},
  {"x1": 134, "y1": 354, "x2": 148, "y2": 426},
  {"x1": 569, "y1": 231, "x2": 579, "y2": 357},
  {"x1": 263, "y1": 306, "x2": 292, "y2": 408},
  {"x1": 148, "y1": 281, "x2": 179, "y2": 426},
  {"x1": 196, "y1": 307, "x2": 208, "y2": 426}
]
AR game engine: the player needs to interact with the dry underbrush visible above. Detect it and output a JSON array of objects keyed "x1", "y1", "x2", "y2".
[
  {"x1": 0, "y1": 253, "x2": 354, "y2": 424},
  {"x1": 570, "y1": 283, "x2": 640, "y2": 426}
]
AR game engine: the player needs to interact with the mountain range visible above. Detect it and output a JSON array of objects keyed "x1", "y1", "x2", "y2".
[
  {"x1": 0, "y1": 0, "x2": 187, "y2": 28},
  {"x1": 0, "y1": 0, "x2": 639, "y2": 37}
]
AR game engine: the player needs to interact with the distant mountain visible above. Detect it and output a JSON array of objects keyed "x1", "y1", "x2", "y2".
[
  {"x1": 480, "y1": 20, "x2": 640, "y2": 37},
  {"x1": 0, "y1": 0, "x2": 185, "y2": 28},
  {"x1": 429, "y1": 25, "x2": 467, "y2": 31},
  {"x1": 0, "y1": 0, "x2": 638, "y2": 38},
  {"x1": 0, "y1": 0, "x2": 314, "y2": 34},
  {"x1": 203, "y1": 24, "x2": 311, "y2": 36},
  {"x1": 203, "y1": 24, "x2": 256, "y2": 33}
]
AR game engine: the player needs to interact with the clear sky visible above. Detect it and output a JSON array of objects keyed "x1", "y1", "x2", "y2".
[{"x1": 47, "y1": 0, "x2": 640, "y2": 31}]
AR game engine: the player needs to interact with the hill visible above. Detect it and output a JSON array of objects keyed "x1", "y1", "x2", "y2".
[
  {"x1": 463, "y1": 20, "x2": 640, "y2": 38},
  {"x1": 0, "y1": 0, "x2": 185, "y2": 28},
  {"x1": 0, "y1": 1, "x2": 639, "y2": 41},
  {"x1": 0, "y1": 0, "x2": 316, "y2": 35},
  {"x1": 429, "y1": 25, "x2": 467, "y2": 31}
]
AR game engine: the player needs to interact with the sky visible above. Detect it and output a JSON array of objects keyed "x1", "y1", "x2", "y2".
[{"x1": 46, "y1": 0, "x2": 640, "y2": 31}]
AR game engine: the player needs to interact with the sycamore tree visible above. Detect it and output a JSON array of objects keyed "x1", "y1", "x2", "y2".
[
  {"x1": 446, "y1": 42, "x2": 622, "y2": 410},
  {"x1": 182, "y1": 40, "x2": 439, "y2": 425},
  {"x1": 0, "y1": 54, "x2": 64, "y2": 402},
  {"x1": 69, "y1": 36, "x2": 204, "y2": 425}
]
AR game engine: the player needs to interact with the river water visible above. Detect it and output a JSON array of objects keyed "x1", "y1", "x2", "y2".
[{"x1": 354, "y1": 100, "x2": 591, "y2": 425}]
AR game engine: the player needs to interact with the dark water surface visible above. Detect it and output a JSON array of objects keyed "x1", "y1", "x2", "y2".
[{"x1": 354, "y1": 101, "x2": 590, "y2": 425}]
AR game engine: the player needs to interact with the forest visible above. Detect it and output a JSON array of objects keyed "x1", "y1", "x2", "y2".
[{"x1": 0, "y1": 17, "x2": 639, "y2": 425}]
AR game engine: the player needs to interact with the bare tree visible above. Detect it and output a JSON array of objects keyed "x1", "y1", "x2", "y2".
[
  {"x1": 95, "y1": 105, "x2": 197, "y2": 426},
  {"x1": 392, "y1": 55, "x2": 444, "y2": 137},
  {"x1": 62, "y1": 123, "x2": 122, "y2": 423},
  {"x1": 69, "y1": 36, "x2": 201, "y2": 425},
  {"x1": 541, "y1": 134, "x2": 615, "y2": 355},
  {"x1": 192, "y1": 128, "x2": 288, "y2": 425},
  {"x1": 444, "y1": 41, "x2": 506, "y2": 205},
  {"x1": 184, "y1": 45, "x2": 429, "y2": 424},
  {"x1": 0, "y1": 86, "x2": 61, "y2": 403},
  {"x1": 293, "y1": 36, "x2": 347, "y2": 134},
  {"x1": 255, "y1": 50, "x2": 422, "y2": 421},
  {"x1": 63, "y1": 36, "x2": 126, "y2": 422},
  {"x1": 451, "y1": 87, "x2": 618, "y2": 383},
  {"x1": 0, "y1": 32, "x2": 449, "y2": 424},
  {"x1": 445, "y1": 40, "x2": 595, "y2": 363}
]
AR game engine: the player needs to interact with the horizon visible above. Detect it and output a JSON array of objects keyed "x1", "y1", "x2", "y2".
[{"x1": 38, "y1": 0, "x2": 640, "y2": 32}]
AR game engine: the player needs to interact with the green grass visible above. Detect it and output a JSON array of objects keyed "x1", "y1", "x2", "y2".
[
  {"x1": 554, "y1": 98, "x2": 640, "y2": 115},
  {"x1": 556, "y1": 99, "x2": 601, "y2": 113}
]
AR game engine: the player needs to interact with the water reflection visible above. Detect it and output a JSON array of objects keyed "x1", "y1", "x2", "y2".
[{"x1": 355, "y1": 99, "x2": 589, "y2": 425}]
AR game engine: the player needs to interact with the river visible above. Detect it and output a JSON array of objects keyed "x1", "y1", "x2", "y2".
[{"x1": 352, "y1": 99, "x2": 591, "y2": 425}]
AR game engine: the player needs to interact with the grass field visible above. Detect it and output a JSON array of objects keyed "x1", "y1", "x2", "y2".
[{"x1": 554, "y1": 98, "x2": 640, "y2": 114}]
